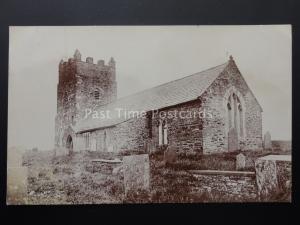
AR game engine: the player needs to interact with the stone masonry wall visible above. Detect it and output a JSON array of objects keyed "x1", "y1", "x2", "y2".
[
  {"x1": 75, "y1": 100, "x2": 203, "y2": 154},
  {"x1": 114, "y1": 117, "x2": 149, "y2": 152},
  {"x1": 76, "y1": 116, "x2": 149, "y2": 153},
  {"x1": 200, "y1": 60, "x2": 263, "y2": 154},
  {"x1": 190, "y1": 171, "x2": 257, "y2": 201},
  {"x1": 151, "y1": 100, "x2": 203, "y2": 154}
]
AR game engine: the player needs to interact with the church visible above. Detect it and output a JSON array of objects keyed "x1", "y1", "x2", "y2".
[{"x1": 55, "y1": 50, "x2": 263, "y2": 156}]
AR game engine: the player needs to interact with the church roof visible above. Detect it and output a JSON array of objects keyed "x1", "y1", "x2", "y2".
[{"x1": 75, "y1": 60, "x2": 229, "y2": 133}]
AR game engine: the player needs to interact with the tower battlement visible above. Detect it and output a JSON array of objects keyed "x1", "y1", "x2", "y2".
[{"x1": 59, "y1": 49, "x2": 115, "y2": 70}]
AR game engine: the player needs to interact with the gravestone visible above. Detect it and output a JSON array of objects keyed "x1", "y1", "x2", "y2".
[
  {"x1": 236, "y1": 153, "x2": 246, "y2": 170},
  {"x1": 123, "y1": 154, "x2": 150, "y2": 194},
  {"x1": 164, "y1": 147, "x2": 177, "y2": 165},
  {"x1": 228, "y1": 128, "x2": 238, "y2": 152},
  {"x1": 255, "y1": 155, "x2": 291, "y2": 199},
  {"x1": 264, "y1": 131, "x2": 272, "y2": 150},
  {"x1": 7, "y1": 147, "x2": 28, "y2": 204}
]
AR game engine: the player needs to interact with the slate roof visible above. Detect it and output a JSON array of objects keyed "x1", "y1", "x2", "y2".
[{"x1": 75, "y1": 61, "x2": 229, "y2": 133}]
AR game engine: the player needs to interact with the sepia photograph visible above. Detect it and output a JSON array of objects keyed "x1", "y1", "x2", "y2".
[{"x1": 7, "y1": 25, "x2": 292, "y2": 204}]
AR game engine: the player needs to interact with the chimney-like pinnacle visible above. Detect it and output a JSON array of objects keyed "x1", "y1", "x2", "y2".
[
  {"x1": 74, "y1": 49, "x2": 81, "y2": 61},
  {"x1": 229, "y1": 55, "x2": 233, "y2": 61},
  {"x1": 97, "y1": 60, "x2": 105, "y2": 66},
  {"x1": 109, "y1": 57, "x2": 115, "y2": 67}
]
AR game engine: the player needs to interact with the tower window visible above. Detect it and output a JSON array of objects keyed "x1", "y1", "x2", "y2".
[
  {"x1": 91, "y1": 88, "x2": 103, "y2": 101},
  {"x1": 94, "y1": 90, "x2": 100, "y2": 100}
]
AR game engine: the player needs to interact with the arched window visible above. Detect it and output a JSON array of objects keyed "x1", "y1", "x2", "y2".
[
  {"x1": 158, "y1": 120, "x2": 163, "y2": 146},
  {"x1": 158, "y1": 119, "x2": 168, "y2": 146},
  {"x1": 238, "y1": 104, "x2": 244, "y2": 137},
  {"x1": 227, "y1": 102, "x2": 232, "y2": 129},
  {"x1": 225, "y1": 90, "x2": 245, "y2": 138},
  {"x1": 163, "y1": 120, "x2": 168, "y2": 145}
]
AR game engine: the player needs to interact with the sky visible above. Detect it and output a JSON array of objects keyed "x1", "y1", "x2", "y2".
[{"x1": 8, "y1": 25, "x2": 292, "y2": 150}]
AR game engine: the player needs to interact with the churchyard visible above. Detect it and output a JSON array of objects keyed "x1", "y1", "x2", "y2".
[{"x1": 10, "y1": 139, "x2": 291, "y2": 204}]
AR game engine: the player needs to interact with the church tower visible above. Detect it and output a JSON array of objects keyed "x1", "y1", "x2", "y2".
[{"x1": 55, "y1": 50, "x2": 117, "y2": 152}]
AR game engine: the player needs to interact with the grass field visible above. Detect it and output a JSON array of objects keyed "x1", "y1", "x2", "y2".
[
  {"x1": 22, "y1": 147, "x2": 291, "y2": 204},
  {"x1": 23, "y1": 151, "x2": 124, "y2": 204}
]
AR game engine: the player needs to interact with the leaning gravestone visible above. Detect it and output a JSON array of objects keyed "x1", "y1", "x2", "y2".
[
  {"x1": 123, "y1": 154, "x2": 150, "y2": 195},
  {"x1": 164, "y1": 147, "x2": 177, "y2": 165},
  {"x1": 228, "y1": 128, "x2": 238, "y2": 152},
  {"x1": 236, "y1": 153, "x2": 246, "y2": 170},
  {"x1": 264, "y1": 131, "x2": 272, "y2": 150},
  {"x1": 7, "y1": 147, "x2": 28, "y2": 204}
]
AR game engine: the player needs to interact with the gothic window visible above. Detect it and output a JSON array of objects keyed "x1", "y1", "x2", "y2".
[
  {"x1": 158, "y1": 121, "x2": 163, "y2": 146},
  {"x1": 226, "y1": 91, "x2": 245, "y2": 138},
  {"x1": 158, "y1": 119, "x2": 168, "y2": 146},
  {"x1": 163, "y1": 120, "x2": 168, "y2": 145},
  {"x1": 238, "y1": 104, "x2": 244, "y2": 137},
  {"x1": 227, "y1": 102, "x2": 232, "y2": 129}
]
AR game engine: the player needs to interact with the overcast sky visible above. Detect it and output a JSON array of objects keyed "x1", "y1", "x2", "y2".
[{"x1": 8, "y1": 25, "x2": 291, "y2": 150}]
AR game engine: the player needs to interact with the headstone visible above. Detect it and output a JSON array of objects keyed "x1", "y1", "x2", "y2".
[
  {"x1": 228, "y1": 128, "x2": 238, "y2": 152},
  {"x1": 164, "y1": 147, "x2": 177, "y2": 165},
  {"x1": 255, "y1": 155, "x2": 291, "y2": 199},
  {"x1": 236, "y1": 153, "x2": 246, "y2": 170},
  {"x1": 7, "y1": 147, "x2": 28, "y2": 204},
  {"x1": 123, "y1": 154, "x2": 150, "y2": 194},
  {"x1": 263, "y1": 131, "x2": 272, "y2": 150}
]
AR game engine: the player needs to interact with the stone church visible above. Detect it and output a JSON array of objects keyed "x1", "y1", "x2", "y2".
[{"x1": 55, "y1": 50, "x2": 263, "y2": 156}]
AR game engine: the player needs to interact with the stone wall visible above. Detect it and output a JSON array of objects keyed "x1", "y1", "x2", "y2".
[
  {"x1": 255, "y1": 155, "x2": 291, "y2": 199},
  {"x1": 200, "y1": 59, "x2": 263, "y2": 154},
  {"x1": 113, "y1": 117, "x2": 149, "y2": 152},
  {"x1": 76, "y1": 116, "x2": 149, "y2": 153},
  {"x1": 78, "y1": 100, "x2": 204, "y2": 154},
  {"x1": 189, "y1": 170, "x2": 257, "y2": 201},
  {"x1": 272, "y1": 140, "x2": 291, "y2": 151},
  {"x1": 151, "y1": 100, "x2": 203, "y2": 154}
]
